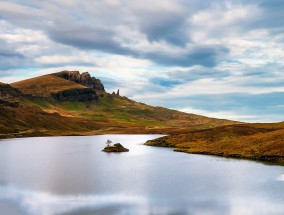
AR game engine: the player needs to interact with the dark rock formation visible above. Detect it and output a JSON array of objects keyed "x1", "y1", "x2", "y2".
[
  {"x1": 54, "y1": 71, "x2": 105, "y2": 91},
  {"x1": 0, "y1": 83, "x2": 25, "y2": 99},
  {"x1": 0, "y1": 99, "x2": 21, "y2": 107},
  {"x1": 51, "y1": 88, "x2": 99, "y2": 102},
  {"x1": 117, "y1": 89, "x2": 120, "y2": 96},
  {"x1": 102, "y1": 143, "x2": 129, "y2": 152}
]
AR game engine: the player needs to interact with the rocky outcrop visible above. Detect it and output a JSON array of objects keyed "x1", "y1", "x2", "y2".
[
  {"x1": 54, "y1": 71, "x2": 105, "y2": 91},
  {"x1": 0, "y1": 83, "x2": 25, "y2": 99},
  {"x1": 102, "y1": 143, "x2": 129, "y2": 152},
  {"x1": 51, "y1": 88, "x2": 99, "y2": 102},
  {"x1": 0, "y1": 99, "x2": 21, "y2": 107}
]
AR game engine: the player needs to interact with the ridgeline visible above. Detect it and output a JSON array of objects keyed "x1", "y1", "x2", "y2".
[{"x1": 1, "y1": 70, "x2": 235, "y2": 138}]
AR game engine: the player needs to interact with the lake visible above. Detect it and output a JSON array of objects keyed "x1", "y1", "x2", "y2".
[{"x1": 0, "y1": 135, "x2": 283, "y2": 215}]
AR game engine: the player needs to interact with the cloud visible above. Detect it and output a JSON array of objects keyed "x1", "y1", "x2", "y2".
[
  {"x1": 48, "y1": 25, "x2": 135, "y2": 56},
  {"x1": 0, "y1": 39, "x2": 29, "y2": 71},
  {"x1": 145, "y1": 45, "x2": 229, "y2": 67},
  {"x1": 0, "y1": 0, "x2": 230, "y2": 68},
  {"x1": 0, "y1": 0, "x2": 284, "y2": 122},
  {"x1": 131, "y1": 1, "x2": 188, "y2": 46},
  {"x1": 168, "y1": 67, "x2": 229, "y2": 81}
]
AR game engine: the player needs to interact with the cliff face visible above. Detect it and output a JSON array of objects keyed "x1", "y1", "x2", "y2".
[
  {"x1": 0, "y1": 83, "x2": 24, "y2": 107},
  {"x1": 54, "y1": 71, "x2": 105, "y2": 91},
  {"x1": 51, "y1": 88, "x2": 99, "y2": 102},
  {"x1": 0, "y1": 83, "x2": 25, "y2": 98}
]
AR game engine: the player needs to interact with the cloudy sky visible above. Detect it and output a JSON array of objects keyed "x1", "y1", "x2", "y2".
[{"x1": 0, "y1": 0, "x2": 284, "y2": 122}]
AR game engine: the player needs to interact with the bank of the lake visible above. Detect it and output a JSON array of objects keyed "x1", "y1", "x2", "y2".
[{"x1": 145, "y1": 124, "x2": 284, "y2": 165}]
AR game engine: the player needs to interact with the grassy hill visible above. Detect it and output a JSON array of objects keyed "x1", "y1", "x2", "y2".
[
  {"x1": 145, "y1": 123, "x2": 284, "y2": 164},
  {"x1": 11, "y1": 74, "x2": 87, "y2": 97},
  {"x1": 0, "y1": 71, "x2": 236, "y2": 138}
]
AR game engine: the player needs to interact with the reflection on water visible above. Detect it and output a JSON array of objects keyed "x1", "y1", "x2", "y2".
[
  {"x1": 277, "y1": 174, "x2": 284, "y2": 181},
  {"x1": 0, "y1": 186, "x2": 148, "y2": 215},
  {"x1": 0, "y1": 135, "x2": 283, "y2": 215},
  {"x1": 1, "y1": 184, "x2": 284, "y2": 215}
]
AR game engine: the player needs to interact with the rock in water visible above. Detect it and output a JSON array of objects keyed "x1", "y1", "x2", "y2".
[{"x1": 102, "y1": 143, "x2": 129, "y2": 152}]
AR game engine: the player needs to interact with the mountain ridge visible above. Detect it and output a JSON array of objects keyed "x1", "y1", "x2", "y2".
[{"x1": 0, "y1": 70, "x2": 237, "y2": 138}]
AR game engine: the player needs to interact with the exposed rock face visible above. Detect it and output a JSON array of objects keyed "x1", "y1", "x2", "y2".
[
  {"x1": 51, "y1": 88, "x2": 99, "y2": 102},
  {"x1": 54, "y1": 71, "x2": 105, "y2": 91},
  {"x1": 0, "y1": 83, "x2": 25, "y2": 99},
  {"x1": 0, "y1": 84, "x2": 24, "y2": 107}
]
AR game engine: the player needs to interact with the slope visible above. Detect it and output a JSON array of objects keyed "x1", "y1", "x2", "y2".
[
  {"x1": 11, "y1": 74, "x2": 87, "y2": 97},
  {"x1": 145, "y1": 122, "x2": 284, "y2": 164},
  {"x1": 1, "y1": 71, "x2": 238, "y2": 138},
  {"x1": 0, "y1": 82, "x2": 110, "y2": 138}
]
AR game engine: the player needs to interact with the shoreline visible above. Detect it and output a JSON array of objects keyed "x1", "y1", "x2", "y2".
[
  {"x1": 0, "y1": 129, "x2": 168, "y2": 140},
  {"x1": 144, "y1": 143, "x2": 284, "y2": 166},
  {"x1": 1, "y1": 130, "x2": 283, "y2": 166},
  {"x1": 174, "y1": 148, "x2": 284, "y2": 166}
]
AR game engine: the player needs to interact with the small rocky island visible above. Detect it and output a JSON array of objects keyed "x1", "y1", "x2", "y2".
[{"x1": 102, "y1": 140, "x2": 129, "y2": 152}]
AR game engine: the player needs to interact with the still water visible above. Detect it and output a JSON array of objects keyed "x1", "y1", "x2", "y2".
[{"x1": 0, "y1": 135, "x2": 283, "y2": 215}]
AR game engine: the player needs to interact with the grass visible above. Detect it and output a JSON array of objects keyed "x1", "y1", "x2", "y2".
[
  {"x1": 145, "y1": 123, "x2": 284, "y2": 164},
  {"x1": 28, "y1": 91, "x2": 234, "y2": 130},
  {"x1": 11, "y1": 75, "x2": 86, "y2": 97}
]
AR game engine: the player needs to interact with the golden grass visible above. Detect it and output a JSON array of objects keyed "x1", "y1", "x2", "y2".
[
  {"x1": 145, "y1": 123, "x2": 284, "y2": 164},
  {"x1": 11, "y1": 75, "x2": 86, "y2": 97}
]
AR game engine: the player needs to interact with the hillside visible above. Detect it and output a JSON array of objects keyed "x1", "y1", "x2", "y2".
[
  {"x1": 11, "y1": 74, "x2": 87, "y2": 97},
  {"x1": 11, "y1": 71, "x2": 105, "y2": 98},
  {"x1": 0, "y1": 71, "x2": 236, "y2": 138},
  {"x1": 0, "y1": 82, "x2": 106, "y2": 138},
  {"x1": 145, "y1": 123, "x2": 284, "y2": 164}
]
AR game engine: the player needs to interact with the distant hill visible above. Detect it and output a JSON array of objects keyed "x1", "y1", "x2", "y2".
[{"x1": 0, "y1": 71, "x2": 236, "y2": 138}]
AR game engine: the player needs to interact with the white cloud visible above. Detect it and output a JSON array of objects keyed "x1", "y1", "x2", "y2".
[
  {"x1": 178, "y1": 107, "x2": 278, "y2": 123},
  {"x1": 1, "y1": 0, "x2": 284, "y2": 122}
]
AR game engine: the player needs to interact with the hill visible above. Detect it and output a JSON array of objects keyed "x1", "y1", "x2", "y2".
[
  {"x1": 0, "y1": 71, "x2": 236, "y2": 138},
  {"x1": 11, "y1": 73, "x2": 87, "y2": 97},
  {"x1": 0, "y1": 81, "x2": 107, "y2": 138},
  {"x1": 145, "y1": 123, "x2": 284, "y2": 164}
]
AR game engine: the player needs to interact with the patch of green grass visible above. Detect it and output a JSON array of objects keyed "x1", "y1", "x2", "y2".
[
  {"x1": 31, "y1": 100, "x2": 52, "y2": 109},
  {"x1": 57, "y1": 102, "x2": 87, "y2": 111}
]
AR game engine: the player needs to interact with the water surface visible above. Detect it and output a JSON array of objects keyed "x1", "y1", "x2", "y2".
[{"x1": 0, "y1": 135, "x2": 283, "y2": 215}]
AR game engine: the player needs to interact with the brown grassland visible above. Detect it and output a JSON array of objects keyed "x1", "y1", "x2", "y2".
[
  {"x1": 11, "y1": 74, "x2": 86, "y2": 97},
  {"x1": 145, "y1": 123, "x2": 284, "y2": 165}
]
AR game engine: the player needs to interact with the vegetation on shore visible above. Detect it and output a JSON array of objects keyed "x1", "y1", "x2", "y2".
[{"x1": 145, "y1": 123, "x2": 284, "y2": 165}]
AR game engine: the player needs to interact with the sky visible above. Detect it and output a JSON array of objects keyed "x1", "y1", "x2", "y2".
[{"x1": 0, "y1": 0, "x2": 284, "y2": 122}]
